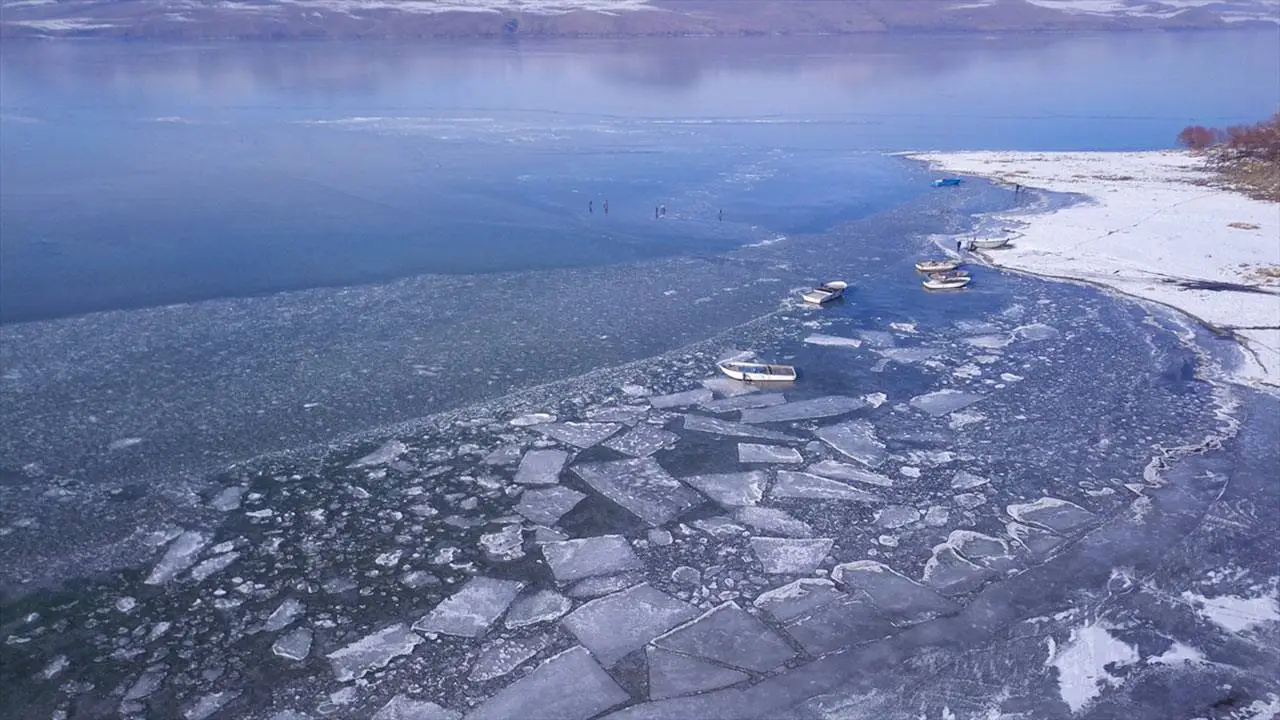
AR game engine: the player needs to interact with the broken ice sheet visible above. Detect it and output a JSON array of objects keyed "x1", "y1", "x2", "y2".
[
  {"x1": 602, "y1": 425, "x2": 679, "y2": 458},
  {"x1": 413, "y1": 577, "x2": 524, "y2": 638},
  {"x1": 372, "y1": 696, "x2": 460, "y2": 720},
  {"x1": 770, "y1": 471, "x2": 882, "y2": 502},
  {"x1": 326, "y1": 624, "x2": 421, "y2": 681},
  {"x1": 750, "y1": 537, "x2": 834, "y2": 575},
  {"x1": 572, "y1": 457, "x2": 702, "y2": 526},
  {"x1": 464, "y1": 646, "x2": 629, "y2": 720},
  {"x1": 514, "y1": 485, "x2": 586, "y2": 526},
  {"x1": 513, "y1": 449, "x2": 570, "y2": 485},
  {"x1": 738, "y1": 443, "x2": 803, "y2": 464},
  {"x1": 831, "y1": 561, "x2": 959, "y2": 625},
  {"x1": 682, "y1": 414, "x2": 801, "y2": 442},
  {"x1": 560, "y1": 583, "x2": 698, "y2": 666},
  {"x1": 349, "y1": 440, "x2": 408, "y2": 468},
  {"x1": 650, "y1": 601, "x2": 797, "y2": 672},
  {"x1": 733, "y1": 506, "x2": 814, "y2": 538},
  {"x1": 505, "y1": 590, "x2": 573, "y2": 629},
  {"x1": 469, "y1": 636, "x2": 551, "y2": 682},
  {"x1": 680, "y1": 470, "x2": 767, "y2": 508},
  {"x1": 264, "y1": 598, "x2": 304, "y2": 632},
  {"x1": 536, "y1": 422, "x2": 621, "y2": 449},
  {"x1": 1007, "y1": 497, "x2": 1096, "y2": 534},
  {"x1": 922, "y1": 544, "x2": 997, "y2": 596},
  {"x1": 272, "y1": 627, "x2": 313, "y2": 661},
  {"x1": 814, "y1": 420, "x2": 888, "y2": 468},
  {"x1": 144, "y1": 531, "x2": 208, "y2": 585},
  {"x1": 701, "y1": 392, "x2": 787, "y2": 414},
  {"x1": 647, "y1": 646, "x2": 748, "y2": 700},
  {"x1": 807, "y1": 460, "x2": 894, "y2": 487},
  {"x1": 541, "y1": 535, "x2": 642, "y2": 583},
  {"x1": 649, "y1": 388, "x2": 715, "y2": 409},
  {"x1": 740, "y1": 396, "x2": 866, "y2": 424},
  {"x1": 909, "y1": 389, "x2": 984, "y2": 417}
]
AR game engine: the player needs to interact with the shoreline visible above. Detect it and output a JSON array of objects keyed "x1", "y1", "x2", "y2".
[{"x1": 908, "y1": 149, "x2": 1280, "y2": 392}]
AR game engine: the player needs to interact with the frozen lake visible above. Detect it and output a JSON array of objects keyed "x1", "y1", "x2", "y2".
[{"x1": 0, "y1": 31, "x2": 1278, "y2": 720}]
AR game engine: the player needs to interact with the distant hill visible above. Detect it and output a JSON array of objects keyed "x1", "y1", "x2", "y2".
[{"x1": 1, "y1": 0, "x2": 1276, "y2": 39}]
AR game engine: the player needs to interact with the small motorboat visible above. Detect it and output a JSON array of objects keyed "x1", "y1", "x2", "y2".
[
  {"x1": 928, "y1": 270, "x2": 970, "y2": 281},
  {"x1": 968, "y1": 236, "x2": 1011, "y2": 250},
  {"x1": 915, "y1": 259, "x2": 962, "y2": 273},
  {"x1": 932, "y1": 177, "x2": 963, "y2": 187},
  {"x1": 717, "y1": 361, "x2": 798, "y2": 383},
  {"x1": 800, "y1": 281, "x2": 848, "y2": 305},
  {"x1": 923, "y1": 275, "x2": 972, "y2": 290}
]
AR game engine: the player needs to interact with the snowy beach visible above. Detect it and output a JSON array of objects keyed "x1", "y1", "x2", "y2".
[{"x1": 910, "y1": 151, "x2": 1280, "y2": 390}]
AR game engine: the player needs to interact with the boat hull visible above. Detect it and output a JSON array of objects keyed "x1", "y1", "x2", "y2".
[
  {"x1": 717, "y1": 362, "x2": 797, "y2": 383},
  {"x1": 922, "y1": 277, "x2": 972, "y2": 290},
  {"x1": 915, "y1": 260, "x2": 962, "y2": 273}
]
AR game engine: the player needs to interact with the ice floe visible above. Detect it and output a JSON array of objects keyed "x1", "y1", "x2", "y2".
[
  {"x1": 874, "y1": 505, "x2": 920, "y2": 529},
  {"x1": 1006, "y1": 521, "x2": 1064, "y2": 557},
  {"x1": 536, "y1": 422, "x2": 621, "y2": 448},
  {"x1": 413, "y1": 577, "x2": 524, "y2": 638},
  {"x1": 372, "y1": 696, "x2": 460, "y2": 720},
  {"x1": 950, "y1": 470, "x2": 991, "y2": 490},
  {"x1": 514, "y1": 485, "x2": 586, "y2": 525},
  {"x1": 1006, "y1": 497, "x2": 1095, "y2": 534},
  {"x1": 807, "y1": 460, "x2": 894, "y2": 487},
  {"x1": 740, "y1": 396, "x2": 865, "y2": 424},
  {"x1": 560, "y1": 583, "x2": 698, "y2": 666},
  {"x1": 602, "y1": 425, "x2": 679, "y2": 458},
  {"x1": 733, "y1": 506, "x2": 814, "y2": 538},
  {"x1": 648, "y1": 388, "x2": 714, "y2": 409},
  {"x1": 571, "y1": 458, "x2": 702, "y2": 526},
  {"x1": 505, "y1": 590, "x2": 573, "y2": 629},
  {"x1": 210, "y1": 486, "x2": 246, "y2": 511},
  {"x1": 465, "y1": 646, "x2": 629, "y2": 720},
  {"x1": 749, "y1": 537, "x2": 834, "y2": 575},
  {"x1": 479, "y1": 524, "x2": 525, "y2": 562},
  {"x1": 922, "y1": 544, "x2": 997, "y2": 595},
  {"x1": 541, "y1": 535, "x2": 642, "y2": 583},
  {"x1": 349, "y1": 440, "x2": 408, "y2": 468},
  {"x1": 738, "y1": 443, "x2": 803, "y2": 464},
  {"x1": 814, "y1": 420, "x2": 887, "y2": 468},
  {"x1": 680, "y1": 470, "x2": 767, "y2": 507},
  {"x1": 469, "y1": 635, "x2": 550, "y2": 682},
  {"x1": 144, "y1": 531, "x2": 209, "y2": 585},
  {"x1": 702, "y1": 392, "x2": 787, "y2": 414},
  {"x1": 264, "y1": 598, "x2": 305, "y2": 632},
  {"x1": 803, "y1": 334, "x2": 862, "y2": 348},
  {"x1": 569, "y1": 573, "x2": 646, "y2": 599},
  {"x1": 513, "y1": 449, "x2": 570, "y2": 485},
  {"x1": 682, "y1": 414, "x2": 801, "y2": 442},
  {"x1": 647, "y1": 646, "x2": 749, "y2": 700},
  {"x1": 272, "y1": 627, "x2": 313, "y2": 661},
  {"x1": 909, "y1": 389, "x2": 985, "y2": 417},
  {"x1": 831, "y1": 560, "x2": 959, "y2": 625},
  {"x1": 326, "y1": 624, "x2": 422, "y2": 681},
  {"x1": 753, "y1": 578, "x2": 846, "y2": 623},
  {"x1": 510, "y1": 412, "x2": 556, "y2": 427},
  {"x1": 650, "y1": 601, "x2": 797, "y2": 672},
  {"x1": 769, "y1": 471, "x2": 882, "y2": 502}
]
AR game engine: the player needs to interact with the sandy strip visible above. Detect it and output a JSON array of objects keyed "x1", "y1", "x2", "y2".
[{"x1": 909, "y1": 150, "x2": 1280, "y2": 391}]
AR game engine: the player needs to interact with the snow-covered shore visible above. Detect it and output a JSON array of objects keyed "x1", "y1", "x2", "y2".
[{"x1": 910, "y1": 150, "x2": 1280, "y2": 391}]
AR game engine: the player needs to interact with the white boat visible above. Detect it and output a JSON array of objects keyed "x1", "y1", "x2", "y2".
[
  {"x1": 717, "y1": 361, "x2": 797, "y2": 383},
  {"x1": 968, "y1": 236, "x2": 1012, "y2": 250},
  {"x1": 922, "y1": 275, "x2": 972, "y2": 290},
  {"x1": 800, "y1": 281, "x2": 848, "y2": 305},
  {"x1": 915, "y1": 259, "x2": 962, "y2": 273}
]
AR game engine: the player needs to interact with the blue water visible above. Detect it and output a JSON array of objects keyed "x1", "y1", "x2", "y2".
[{"x1": 2, "y1": 32, "x2": 1278, "y2": 323}]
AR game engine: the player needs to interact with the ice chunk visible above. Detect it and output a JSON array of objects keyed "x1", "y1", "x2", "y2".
[
  {"x1": 185, "y1": 691, "x2": 239, "y2": 720},
  {"x1": 505, "y1": 590, "x2": 573, "y2": 629},
  {"x1": 469, "y1": 636, "x2": 550, "y2": 682},
  {"x1": 963, "y1": 334, "x2": 1012, "y2": 349},
  {"x1": 950, "y1": 471, "x2": 990, "y2": 490},
  {"x1": 738, "y1": 443, "x2": 803, "y2": 464},
  {"x1": 189, "y1": 552, "x2": 239, "y2": 583},
  {"x1": 770, "y1": 471, "x2": 882, "y2": 502},
  {"x1": 145, "y1": 531, "x2": 209, "y2": 585},
  {"x1": 779, "y1": 596, "x2": 894, "y2": 656},
  {"x1": 586, "y1": 405, "x2": 648, "y2": 423},
  {"x1": 514, "y1": 449, "x2": 570, "y2": 485},
  {"x1": 753, "y1": 579, "x2": 845, "y2": 623},
  {"x1": 859, "y1": 330, "x2": 897, "y2": 347},
  {"x1": 464, "y1": 647, "x2": 629, "y2": 720},
  {"x1": 949, "y1": 410, "x2": 986, "y2": 430},
  {"x1": 542, "y1": 536, "x2": 642, "y2": 583},
  {"x1": 750, "y1": 537, "x2": 834, "y2": 575},
  {"x1": 265, "y1": 598, "x2": 305, "y2": 632},
  {"x1": 349, "y1": 440, "x2": 408, "y2": 468},
  {"x1": 413, "y1": 577, "x2": 524, "y2": 638},
  {"x1": 647, "y1": 646, "x2": 748, "y2": 700},
  {"x1": 571, "y1": 458, "x2": 702, "y2": 526},
  {"x1": 682, "y1": 414, "x2": 801, "y2": 442},
  {"x1": 803, "y1": 334, "x2": 862, "y2": 348},
  {"x1": 947, "y1": 530, "x2": 1019, "y2": 572},
  {"x1": 568, "y1": 573, "x2": 645, "y2": 599},
  {"x1": 1007, "y1": 497, "x2": 1096, "y2": 534},
  {"x1": 651, "y1": 602, "x2": 796, "y2": 672},
  {"x1": 691, "y1": 516, "x2": 748, "y2": 538},
  {"x1": 483, "y1": 444, "x2": 524, "y2": 466},
  {"x1": 372, "y1": 696, "x2": 460, "y2": 720},
  {"x1": 1006, "y1": 521, "x2": 1064, "y2": 556},
  {"x1": 921, "y1": 544, "x2": 997, "y2": 596},
  {"x1": 211, "y1": 486, "x2": 246, "y2": 512},
  {"x1": 649, "y1": 388, "x2": 714, "y2": 409},
  {"x1": 831, "y1": 561, "x2": 959, "y2": 625},
  {"x1": 510, "y1": 413, "x2": 556, "y2": 427},
  {"x1": 814, "y1": 420, "x2": 887, "y2": 468},
  {"x1": 953, "y1": 493, "x2": 987, "y2": 510},
  {"x1": 603, "y1": 425, "x2": 679, "y2": 458},
  {"x1": 326, "y1": 624, "x2": 420, "y2": 681},
  {"x1": 702, "y1": 392, "x2": 787, "y2": 414},
  {"x1": 1013, "y1": 323, "x2": 1059, "y2": 342},
  {"x1": 561, "y1": 584, "x2": 698, "y2": 666},
  {"x1": 479, "y1": 525, "x2": 525, "y2": 562},
  {"x1": 680, "y1": 470, "x2": 767, "y2": 508},
  {"x1": 733, "y1": 506, "x2": 814, "y2": 538},
  {"x1": 807, "y1": 460, "x2": 894, "y2": 487},
  {"x1": 875, "y1": 347, "x2": 945, "y2": 364},
  {"x1": 537, "y1": 422, "x2": 621, "y2": 449},
  {"x1": 909, "y1": 389, "x2": 984, "y2": 417},
  {"x1": 514, "y1": 486, "x2": 586, "y2": 526},
  {"x1": 740, "y1": 396, "x2": 865, "y2": 424}
]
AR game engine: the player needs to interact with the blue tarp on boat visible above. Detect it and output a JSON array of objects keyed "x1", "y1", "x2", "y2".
[{"x1": 931, "y1": 177, "x2": 963, "y2": 187}]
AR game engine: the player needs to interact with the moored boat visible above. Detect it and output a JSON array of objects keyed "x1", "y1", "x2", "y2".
[
  {"x1": 915, "y1": 259, "x2": 962, "y2": 273},
  {"x1": 717, "y1": 361, "x2": 798, "y2": 383},
  {"x1": 932, "y1": 177, "x2": 963, "y2": 187},
  {"x1": 968, "y1": 236, "x2": 1011, "y2": 250},
  {"x1": 922, "y1": 275, "x2": 972, "y2": 290},
  {"x1": 800, "y1": 281, "x2": 848, "y2": 305}
]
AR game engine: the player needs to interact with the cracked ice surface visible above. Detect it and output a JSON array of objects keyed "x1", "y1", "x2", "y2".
[
  {"x1": 909, "y1": 388, "x2": 985, "y2": 417},
  {"x1": 648, "y1": 388, "x2": 714, "y2": 409},
  {"x1": 832, "y1": 560, "x2": 959, "y2": 625},
  {"x1": 372, "y1": 696, "x2": 460, "y2": 720},
  {"x1": 465, "y1": 646, "x2": 629, "y2": 720},
  {"x1": 681, "y1": 413, "x2": 801, "y2": 441},
  {"x1": 740, "y1": 395, "x2": 865, "y2": 424},
  {"x1": 770, "y1": 470, "x2": 882, "y2": 502},
  {"x1": 814, "y1": 419, "x2": 888, "y2": 468},
  {"x1": 413, "y1": 577, "x2": 524, "y2": 638},
  {"x1": 602, "y1": 424, "x2": 679, "y2": 458},
  {"x1": 504, "y1": 590, "x2": 572, "y2": 629},
  {"x1": 560, "y1": 583, "x2": 698, "y2": 666},
  {"x1": 749, "y1": 537, "x2": 834, "y2": 574},
  {"x1": 701, "y1": 392, "x2": 787, "y2": 414},
  {"x1": 536, "y1": 422, "x2": 620, "y2": 448},
  {"x1": 571, "y1": 457, "x2": 702, "y2": 526},
  {"x1": 541, "y1": 535, "x2": 642, "y2": 583},
  {"x1": 514, "y1": 485, "x2": 586, "y2": 525},
  {"x1": 738, "y1": 443, "x2": 803, "y2": 464},
  {"x1": 326, "y1": 624, "x2": 422, "y2": 681},
  {"x1": 807, "y1": 459, "x2": 895, "y2": 487},
  {"x1": 513, "y1": 449, "x2": 569, "y2": 485},
  {"x1": 651, "y1": 601, "x2": 797, "y2": 672},
  {"x1": 1007, "y1": 496, "x2": 1096, "y2": 533},
  {"x1": 647, "y1": 646, "x2": 748, "y2": 700},
  {"x1": 680, "y1": 470, "x2": 767, "y2": 507}
]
